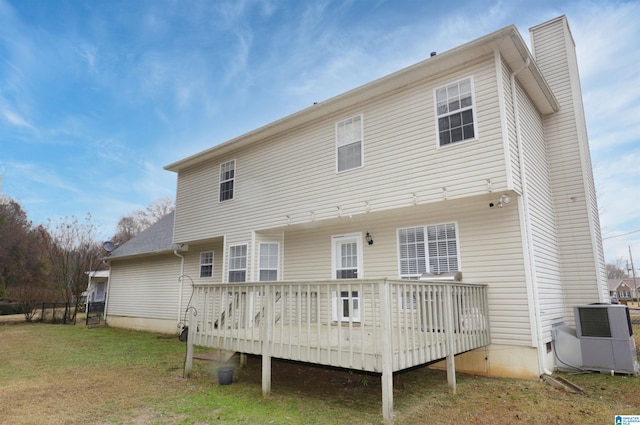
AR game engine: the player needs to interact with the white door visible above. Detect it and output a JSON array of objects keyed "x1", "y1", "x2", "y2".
[{"x1": 332, "y1": 235, "x2": 362, "y2": 322}]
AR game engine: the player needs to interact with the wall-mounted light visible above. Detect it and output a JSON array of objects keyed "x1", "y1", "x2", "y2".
[
  {"x1": 365, "y1": 232, "x2": 374, "y2": 246},
  {"x1": 489, "y1": 194, "x2": 512, "y2": 208},
  {"x1": 498, "y1": 194, "x2": 512, "y2": 207}
]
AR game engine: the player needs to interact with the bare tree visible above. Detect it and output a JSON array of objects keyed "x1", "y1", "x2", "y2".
[
  {"x1": 44, "y1": 214, "x2": 103, "y2": 320},
  {"x1": 606, "y1": 258, "x2": 628, "y2": 279},
  {"x1": 112, "y1": 198, "x2": 174, "y2": 245},
  {"x1": 13, "y1": 278, "x2": 54, "y2": 322}
]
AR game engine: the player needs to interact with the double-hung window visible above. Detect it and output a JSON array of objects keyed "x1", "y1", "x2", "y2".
[
  {"x1": 219, "y1": 160, "x2": 235, "y2": 202},
  {"x1": 435, "y1": 77, "x2": 476, "y2": 146},
  {"x1": 228, "y1": 244, "x2": 247, "y2": 282},
  {"x1": 259, "y1": 243, "x2": 279, "y2": 281},
  {"x1": 398, "y1": 223, "x2": 459, "y2": 278},
  {"x1": 336, "y1": 115, "x2": 363, "y2": 172},
  {"x1": 199, "y1": 251, "x2": 214, "y2": 278}
]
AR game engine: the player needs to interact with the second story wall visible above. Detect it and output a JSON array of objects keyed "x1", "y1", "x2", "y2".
[{"x1": 174, "y1": 54, "x2": 516, "y2": 244}]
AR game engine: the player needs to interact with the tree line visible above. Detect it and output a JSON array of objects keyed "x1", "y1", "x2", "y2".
[{"x1": 0, "y1": 195, "x2": 173, "y2": 321}]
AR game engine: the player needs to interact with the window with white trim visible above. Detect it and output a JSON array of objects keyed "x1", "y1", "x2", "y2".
[
  {"x1": 259, "y1": 243, "x2": 279, "y2": 281},
  {"x1": 228, "y1": 244, "x2": 247, "y2": 282},
  {"x1": 336, "y1": 115, "x2": 363, "y2": 172},
  {"x1": 219, "y1": 160, "x2": 235, "y2": 202},
  {"x1": 435, "y1": 77, "x2": 475, "y2": 146},
  {"x1": 331, "y1": 235, "x2": 362, "y2": 322},
  {"x1": 332, "y1": 290, "x2": 361, "y2": 322},
  {"x1": 199, "y1": 251, "x2": 214, "y2": 278},
  {"x1": 398, "y1": 223, "x2": 459, "y2": 278},
  {"x1": 333, "y1": 235, "x2": 361, "y2": 279}
]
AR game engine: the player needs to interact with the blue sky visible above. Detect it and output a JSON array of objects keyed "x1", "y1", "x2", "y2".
[{"x1": 1, "y1": 0, "x2": 638, "y2": 266}]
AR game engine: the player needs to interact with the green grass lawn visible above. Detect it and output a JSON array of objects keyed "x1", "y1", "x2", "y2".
[{"x1": 1, "y1": 323, "x2": 639, "y2": 424}]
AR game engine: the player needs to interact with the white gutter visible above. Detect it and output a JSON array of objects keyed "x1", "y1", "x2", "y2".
[
  {"x1": 174, "y1": 250, "x2": 185, "y2": 324},
  {"x1": 512, "y1": 58, "x2": 552, "y2": 376}
]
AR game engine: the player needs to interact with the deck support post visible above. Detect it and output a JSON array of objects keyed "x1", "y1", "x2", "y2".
[
  {"x1": 444, "y1": 286, "x2": 457, "y2": 394},
  {"x1": 262, "y1": 285, "x2": 273, "y2": 396},
  {"x1": 380, "y1": 279, "x2": 394, "y2": 422},
  {"x1": 184, "y1": 307, "x2": 197, "y2": 378}
]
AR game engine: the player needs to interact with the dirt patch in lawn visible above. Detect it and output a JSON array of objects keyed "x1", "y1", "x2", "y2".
[{"x1": 2, "y1": 323, "x2": 639, "y2": 424}]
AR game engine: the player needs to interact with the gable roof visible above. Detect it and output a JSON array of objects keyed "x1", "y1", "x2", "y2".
[
  {"x1": 106, "y1": 211, "x2": 184, "y2": 260},
  {"x1": 608, "y1": 278, "x2": 639, "y2": 291},
  {"x1": 165, "y1": 22, "x2": 558, "y2": 173}
]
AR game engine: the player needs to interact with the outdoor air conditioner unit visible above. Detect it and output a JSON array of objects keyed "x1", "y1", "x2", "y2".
[{"x1": 574, "y1": 304, "x2": 639, "y2": 375}]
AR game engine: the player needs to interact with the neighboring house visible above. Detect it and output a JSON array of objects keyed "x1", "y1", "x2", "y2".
[
  {"x1": 104, "y1": 211, "x2": 188, "y2": 334},
  {"x1": 85, "y1": 270, "x2": 109, "y2": 305},
  {"x1": 106, "y1": 16, "x2": 607, "y2": 421},
  {"x1": 608, "y1": 278, "x2": 638, "y2": 304}
]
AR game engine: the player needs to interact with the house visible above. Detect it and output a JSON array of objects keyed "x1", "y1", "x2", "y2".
[
  {"x1": 85, "y1": 270, "x2": 109, "y2": 306},
  {"x1": 104, "y1": 211, "x2": 189, "y2": 333},
  {"x1": 105, "y1": 16, "x2": 607, "y2": 422},
  {"x1": 608, "y1": 278, "x2": 638, "y2": 304}
]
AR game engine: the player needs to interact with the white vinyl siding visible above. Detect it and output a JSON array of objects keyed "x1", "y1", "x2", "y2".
[
  {"x1": 280, "y1": 199, "x2": 529, "y2": 346},
  {"x1": 173, "y1": 57, "x2": 506, "y2": 244},
  {"x1": 516, "y1": 80, "x2": 564, "y2": 340},
  {"x1": 336, "y1": 115, "x2": 363, "y2": 172},
  {"x1": 228, "y1": 244, "x2": 247, "y2": 282},
  {"x1": 531, "y1": 18, "x2": 607, "y2": 310},
  {"x1": 106, "y1": 255, "x2": 183, "y2": 320},
  {"x1": 259, "y1": 243, "x2": 279, "y2": 281},
  {"x1": 199, "y1": 251, "x2": 214, "y2": 278}
]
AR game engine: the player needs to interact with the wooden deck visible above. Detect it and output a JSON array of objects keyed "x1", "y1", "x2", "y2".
[{"x1": 184, "y1": 279, "x2": 490, "y2": 422}]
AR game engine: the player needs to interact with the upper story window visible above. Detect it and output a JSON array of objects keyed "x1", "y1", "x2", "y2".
[
  {"x1": 199, "y1": 251, "x2": 214, "y2": 278},
  {"x1": 228, "y1": 244, "x2": 247, "y2": 282},
  {"x1": 219, "y1": 160, "x2": 235, "y2": 202},
  {"x1": 336, "y1": 115, "x2": 363, "y2": 172},
  {"x1": 398, "y1": 223, "x2": 459, "y2": 279},
  {"x1": 435, "y1": 77, "x2": 476, "y2": 146}
]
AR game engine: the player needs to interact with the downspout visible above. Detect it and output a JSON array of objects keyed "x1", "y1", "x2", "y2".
[
  {"x1": 511, "y1": 58, "x2": 552, "y2": 376},
  {"x1": 103, "y1": 260, "x2": 111, "y2": 324},
  {"x1": 174, "y1": 250, "x2": 185, "y2": 324}
]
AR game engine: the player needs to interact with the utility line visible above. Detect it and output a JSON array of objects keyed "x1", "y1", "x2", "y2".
[{"x1": 602, "y1": 229, "x2": 640, "y2": 240}]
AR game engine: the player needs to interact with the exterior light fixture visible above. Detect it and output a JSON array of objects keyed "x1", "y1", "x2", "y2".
[
  {"x1": 496, "y1": 194, "x2": 512, "y2": 208},
  {"x1": 490, "y1": 194, "x2": 513, "y2": 209},
  {"x1": 365, "y1": 232, "x2": 374, "y2": 246}
]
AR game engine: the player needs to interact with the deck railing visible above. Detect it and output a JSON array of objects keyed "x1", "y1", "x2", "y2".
[
  {"x1": 184, "y1": 279, "x2": 489, "y2": 422},
  {"x1": 187, "y1": 279, "x2": 489, "y2": 371}
]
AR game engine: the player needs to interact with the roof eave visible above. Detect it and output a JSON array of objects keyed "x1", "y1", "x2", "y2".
[
  {"x1": 164, "y1": 25, "x2": 558, "y2": 172},
  {"x1": 105, "y1": 245, "x2": 187, "y2": 261}
]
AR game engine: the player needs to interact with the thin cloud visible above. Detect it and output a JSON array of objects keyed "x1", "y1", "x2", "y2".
[
  {"x1": 2, "y1": 107, "x2": 32, "y2": 128},
  {"x1": 75, "y1": 43, "x2": 98, "y2": 74},
  {"x1": 6, "y1": 161, "x2": 82, "y2": 196}
]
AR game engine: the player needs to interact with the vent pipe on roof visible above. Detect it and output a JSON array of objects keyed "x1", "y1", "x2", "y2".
[{"x1": 430, "y1": 51, "x2": 437, "y2": 57}]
